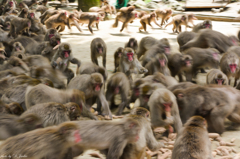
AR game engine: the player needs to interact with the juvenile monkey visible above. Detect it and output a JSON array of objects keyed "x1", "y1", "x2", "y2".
[
  {"x1": 148, "y1": 88, "x2": 182, "y2": 133},
  {"x1": 67, "y1": 73, "x2": 112, "y2": 119},
  {"x1": 45, "y1": 11, "x2": 68, "y2": 32},
  {"x1": 11, "y1": 42, "x2": 26, "y2": 59},
  {"x1": 51, "y1": 42, "x2": 81, "y2": 83},
  {"x1": 40, "y1": 10, "x2": 59, "y2": 24},
  {"x1": 90, "y1": 37, "x2": 107, "y2": 68},
  {"x1": 44, "y1": 28, "x2": 60, "y2": 41},
  {"x1": 0, "y1": 113, "x2": 42, "y2": 140},
  {"x1": 144, "y1": 53, "x2": 171, "y2": 76},
  {"x1": 192, "y1": 20, "x2": 212, "y2": 32},
  {"x1": 139, "y1": 12, "x2": 161, "y2": 32},
  {"x1": 0, "y1": 122, "x2": 81, "y2": 159},
  {"x1": 113, "y1": 47, "x2": 124, "y2": 73},
  {"x1": 8, "y1": 17, "x2": 31, "y2": 38},
  {"x1": 154, "y1": 8, "x2": 172, "y2": 26},
  {"x1": 22, "y1": 102, "x2": 81, "y2": 127},
  {"x1": 207, "y1": 69, "x2": 228, "y2": 85},
  {"x1": 172, "y1": 116, "x2": 213, "y2": 159},
  {"x1": 106, "y1": 72, "x2": 130, "y2": 115},
  {"x1": 118, "y1": 47, "x2": 148, "y2": 80},
  {"x1": 125, "y1": 38, "x2": 138, "y2": 53}
]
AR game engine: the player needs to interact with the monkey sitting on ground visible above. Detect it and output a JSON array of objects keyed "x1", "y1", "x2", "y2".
[
  {"x1": 0, "y1": 122, "x2": 81, "y2": 159},
  {"x1": 22, "y1": 102, "x2": 81, "y2": 127},
  {"x1": 25, "y1": 84, "x2": 97, "y2": 120},
  {"x1": 144, "y1": 53, "x2": 171, "y2": 76},
  {"x1": 206, "y1": 69, "x2": 228, "y2": 85},
  {"x1": 125, "y1": 38, "x2": 138, "y2": 53},
  {"x1": 51, "y1": 42, "x2": 81, "y2": 83},
  {"x1": 172, "y1": 116, "x2": 213, "y2": 159},
  {"x1": 139, "y1": 12, "x2": 161, "y2": 32},
  {"x1": 192, "y1": 20, "x2": 212, "y2": 33},
  {"x1": 113, "y1": 47, "x2": 124, "y2": 73},
  {"x1": 70, "y1": 117, "x2": 141, "y2": 159},
  {"x1": 0, "y1": 113, "x2": 42, "y2": 140},
  {"x1": 90, "y1": 37, "x2": 107, "y2": 68},
  {"x1": 154, "y1": 8, "x2": 172, "y2": 26},
  {"x1": 148, "y1": 88, "x2": 182, "y2": 133},
  {"x1": 106, "y1": 72, "x2": 130, "y2": 115}
]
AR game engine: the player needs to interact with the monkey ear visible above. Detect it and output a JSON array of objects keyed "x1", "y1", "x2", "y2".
[{"x1": 177, "y1": 93, "x2": 184, "y2": 98}]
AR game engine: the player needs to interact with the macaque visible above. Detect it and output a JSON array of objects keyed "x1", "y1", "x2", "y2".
[
  {"x1": 180, "y1": 29, "x2": 237, "y2": 53},
  {"x1": 8, "y1": 17, "x2": 31, "y2": 38},
  {"x1": 28, "y1": 11, "x2": 47, "y2": 35},
  {"x1": 154, "y1": 8, "x2": 172, "y2": 26},
  {"x1": 40, "y1": 10, "x2": 59, "y2": 24},
  {"x1": 22, "y1": 102, "x2": 81, "y2": 127},
  {"x1": 168, "y1": 53, "x2": 193, "y2": 82},
  {"x1": 36, "y1": 5, "x2": 48, "y2": 14},
  {"x1": 120, "y1": 107, "x2": 164, "y2": 159},
  {"x1": 125, "y1": 38, "x2": 138, "y2": 53},
  {"x1": 148, "y1": 88, "x2": 182, "y2": 133},
  {"x1": 0, "y1": 122, "x2": 81, "y2": 159},
  {"x1": 67, "y1": 73, "x2": 112, "y2": 119},
  {"x1": 17, "y1": 2, "x2": 29, "y2": 11},
  {"x1": 113, "y1": 47, "x2": 124, "y2": 73},
  {"x1": 2, "y1": 0, "x2": 16, "y2": 15},
  {"x1": 0, "y1": 56, "x2": 29, "y2": 72},
  {"x1": 184, "y1": 48, "x2": 221, "y2": 82},
  {"x1": 118, "y1": 47, "x2": 148, "y2": 80},
  {"x1": 78, "y1": 62, "x2": 108, "y2": 81},
  {"x1": 112, "y1": 6, "x2": 138, "y2": 32},
  {"x1": 0, "y1": 101, "x2": 23, "y2": 115},
  {"x1": 0, "y1": 113, "x2": 42, "y2": 140},
  {"x1": 90, "y1": 37, "x2": 107, "y2": 68},
  {"x1": 220, "y1": 52, "x2": 239, "y2": 86},
  {"x1": 106, "y1": 72, "x2": 130, "y2": 115},
  {"x1": 177, "y1": 31, "x2": 197, "y2": 48},
  {"x1": 172, "y1": 116, "x2": 213, "y2": 159},
  {"x1": 71, "y1": 117, "x2": 140, "y2": 159},
  {"x1": 22, "y1": 0, "x2": 37, "y2": 8},
  {"x1": 144, "y1": 53, "x2": 171, "y2": 76},
  {"x1": 192, "y1": 20, "x2": 212, "y2": 32},
  {"x1": 25, "y1": 84, "x2": 97, "y2": 120},
  {"x1": 45, "y1": 11, "x2": 68, "y2": 32},
  {"x1": 207, "y1": 69, "x2": 228, "y2": 85},
  {"x1": 18, "y1": 8, "x2": 28, "y2": 18},
  {"x1": 51, "y1": 42, "x2": 81, "y2": 83},
  {"x1": 139, "y1": 12, "x2": 161, "y2": 32},
  {"x1": 44, "y1": 28, "x2": 60, "y2": 41},
  {"x1": 11, "y1": 42, "x2": 26, "y2": 59}
]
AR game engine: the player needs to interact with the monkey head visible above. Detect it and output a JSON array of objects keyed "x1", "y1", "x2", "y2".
[
  {"x1": 4, "y1": 21, "x2": 10, "y2": 30},
  {"x1": 227, "y1": 55, "x2": 239, "y2": 74},
  {"x1": 18, "y1": 113, "x2": 43, "y2": 130},
  {"x1": 152, "y1": 72, "x2": 166, "y2": 84},
  {"x1": 8, "y1": 102, "x2": 24, "y2": 115},
  {"x1": 48, "y1": 28, "x2": 58, "y2": 40},
  {"x1": 130, "y1": 107, "x2": 150, "y2": 118},
  {"x1": 181, "y1": 54, "x2": 192, "y2": 67},
  {"x1": 150, "y1": 12, "x2": 156, "y2": 18},
  {"x1": 13, "y1": 42, "x2": 23, "y2": 51},
  {"x1": 184, "y1": 116, "x2": 207, "y2": 129},
  {"x1": 58, "y1": 122, "x2": 81, "y2": 144},
  {"x1": 123, "y1": 117, "x2": 140, "y2": 143},
  {"x1": 91, "y1": 73, "x2": 103, "y2": 92},
  {"x1": 96, "y1": 43, "x2": 104, "y2": 54},
  {"x1": 8, "y1": 1, "x2": 14, "y2": 7},
  {"x1": 59, "y1": 11, "x2": 68, "y2": 20},
  {"x1": 203, "y1": 20, "x2": 212, "y2": 29},
  {"x1": 28, "y1": 11, "x2": 35, "y2": 19},
  {"x1": 160, "y1": 38, "x2": 171, "y2": 54},
  {"x1": 64, "y1": 102, "x2": 81, "y2": 121},
  {"x1": 156, "y1": 54, "x2": 168, "y2": 67},
  {"x1": 140, "y1": 83, "x2": 153, "y2": 103},
  {"x1": 210, "y1": 49, "x2": 221, "y2": 62},
  {"x1": 50, "y1": 35, "x2": 61, "y2": 47},
  {"x1": 128, "y1": 38, "x2": 137, "y2": 48},
  {"x1": 229, "y1": 36, "x2": 239, "y2": 46},
  {"x1": 116, "y1": 47, "x2": 124, "y2": 57},
  {"x1": 98, "y1": 66, "x2": 108, "y2": 81},
  {"x1": 166, "y1": 9, "x2": 172, "y2": 15},
  {"x1": 181, "y1": 15, "x2": 187, "y2": 22},
  {"x1": 124, "y1": 47, "x2": 134, "y2": 62},
  {"x1": 127, "y1": 6, "x2": 135, "y2": 12},
  {"x1": 133, "y1": 79, "x2": 144, "y2": 97},
  {"x1": 59, "y1": 43, "x2": 71, "y2": 59},
  {"x1": 159, "y1": 92, "x2": 173, "y2": 119}
]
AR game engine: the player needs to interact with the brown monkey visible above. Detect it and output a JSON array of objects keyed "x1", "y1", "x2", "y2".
[
  {"x1": 165, "y1": 14, "x2": 188, "y2": 33},
  {"x1": 172, "y1": 116, "x2": 213, "y2": 159},
  {"x1": 154, "y1": 8, "x2": 172, "y2": 26},
  {"x1": 0, "y1": 56, "x2": 29, "y2": 72},
  {"x1": 40, "y1": 10, "x2": 59, "y2": 24},
  {"x1": 45, "y1": 11, "x2": 68, "y2": 32},
  {"x1": 28, "y1": 11, "x2": 47, "y2": 35},
  {"x1": 106, "y1": 72, "x2": 130, "y2": 115},
  {"x1": 148, "y1": 88, "x2": 182, "y2": 133},
  {"x1": 220, "y1": 52, "x2": 239, "y2": 86},
  {"x1": 180, "y1": 29, "x2": 238, "y2": 53},
  {"x1": 11, "y1": 42, "x2": 26, "y2": 59},
  {"x1": 2, "y1": 0, "x2": 16, "y2": 15},
  {"x1": 0, "y1": 113, "x2": 42, "y2": 140},
  {"x1": 177, "y1": 31, "x2": 197, "y2": 48},
  {"x1": 17, "y1": 2, "x2": 29, "y2": 11},
  {"x1": 120, "y1": 107, "x2": 164, "y2": 159},
  {"x1": 36, "y1": 5, "x2": 48, "y2": 14},
  {"x1": 51, "y1": 42, "x2": 81, "y2": 83},
  {"x1": 144, "y1": 53, "x2": 171, "y2": 76},
  {"x1": 139, "y1": 12, "x2": 161, "y2": 32},
  {"x1": 30, "y1": 66, "x2": 66, "y2": 89},
  {"x1": 71, "y1": 117, "x2": 140, "y2": 159},
  {"x1": 192, "y1": 20, "x2": 212, "y2": 32},
  {"x1": 168, "y1": 82, "x2": 195, "y2": 92},
  {"x1": 44, "y1": 28, "x2": 60, "y2": 41},
  {"x1": 78, "y1": 62, "x2": 108, "y2": 81},
  {"x1": 90, "y1": 37, "x2": 107, "y2": 68},
  {"x1": 137, "y1": 10, "x2": 147, "y2": 19},
  {"x1": 18, "y1": 8, "x2": 28, "y2": 18},
  {"x1": 168, "y1": 53, "x2": 193, "y2": 82},
  {"x1": 0, "y1": 44, "x2": 7, "y2": 64},
  {"x1": 137, "y1": 36, "x2": 171, "y2": 62},
  {"x1": 113, "y1": 47, "x2": 124, "y2": 73},
  {"x1": 125, "y1": 37, "x2": 138, "y2": 53},
  {"x1": 22, "y1": 102, "x2": 81, "y2": 127},
  {"x1": 23, "y1": 55, "x2": 51, "y2": 68},
  {"x1": 0, "y1": 122, "x2": 81, "y2": 159},
  {"x1": 207, "y1": 69, "x2": 228, "y2": 85},
  {"x1": 0, "y1": 101, "x2": 23, "y2": 115},
  {"x1": 8, "y1": 17, "x2": 31, "y2": 38},
  {"x1": 118, "y1": 47, "x2": 148, "y2": 80},
  {"x1": 173, "y1": 85, "x2": 240, "y2": 134},
  {"x1": 25, "y1": 84, "x2": 97, "y2": 120},
  {"x1": 67, "y1": 73, "x2": 112, "y2": 119},
  {"x1": 0, "y1": 70, "x2": 17, "y2": 79},
  {"x1": 184, "y1": 48, "x2": 221, "y2": 82}
]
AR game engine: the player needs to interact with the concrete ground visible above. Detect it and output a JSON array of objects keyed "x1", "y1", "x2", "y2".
[{"x1": 60, "y1": 17, "x2": 240, "y2": 158}]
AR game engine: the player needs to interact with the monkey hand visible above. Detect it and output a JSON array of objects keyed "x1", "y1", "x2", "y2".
[
  {"x1": 164, "y1": 116, "x2": 174, "y2": 125},
  {"x1": 139, "y1": 67, "x2": 148, "y2": 74}
]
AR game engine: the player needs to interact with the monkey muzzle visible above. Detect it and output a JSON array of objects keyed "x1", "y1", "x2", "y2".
[
  {"x1": 185, "y1": 60, "x2": 191, "y2": 67},
  {"x1": 159, "y1": 59, "x2": 165, "y2": 67},
  {"x1": 229, "y1": 64, "x2": 237, "y2": 73},
  {"x1": 164, "y1": 47, "x2": 170, "y2": 54},
  {"x1": 215, "y1": 79, "x2": 224, "y2": 85},
  {"x1": 205, "y1": 24, "x2": 211, "y2": 28},
  {"x1": 127, "y1": 52, "x2": 134, "y2": 62}
]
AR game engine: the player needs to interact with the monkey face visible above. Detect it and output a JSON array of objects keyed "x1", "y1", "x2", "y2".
[
  {"x1": 29, "y1": 12, "x2": 35, "y2": 19},
  {"x1": 126, "y1": 52, "x2": 134, "y2": 62},
  {"x1": 182, "y1": 56, "x2": 192, "y2": 67},
  {"x1": 96, "y1": 45, "x2": 103, "y2": 54},
  {"x1": 114, "y1": 86, "x2": 120, "y2": 94},
  {"x1": 69, "y1": 104, "x2": 81, "y2": 120},
  {"x1": 129, "y1": 39, "x2": 136, "y2": 48},
  {"x1": 61, "y1": 50, "x2": 70, "y2": 58},
  {"x1": 141, "y1": 85, "x2": 151, "y2": 102},
  {"x1": 50, "y1": 36, "x2": 60, "y2": 46},
  {"x1": 94, "y1": 83, "x2": 102, "y2": 92},
  {"x1": 204, "y1": 21, "x2": 211, "y2": 29},
  {"x1": 229, "y1": 63, "x2": 237, "y2": 73},
  {"x1": 214, "y1": 75, "x2": 224, "y2": 85},
  {"x1": 9, "y1": 1, "x2": 13, "y2": 7}
]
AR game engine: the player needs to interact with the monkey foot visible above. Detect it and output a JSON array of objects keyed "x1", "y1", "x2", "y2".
[
  {"x1": 112, "y1": 115, "x2": 124, "y2": 119},
  {"x1": 153, "y1": 127, "x2": 166, "y2": 133},
  {"x1": 89, "y1": 153, "x2": 103, "y2": 159}
]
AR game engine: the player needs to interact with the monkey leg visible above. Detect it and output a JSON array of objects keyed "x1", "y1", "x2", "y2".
[
  {"x1": 91, "y1": 56, "x2": 99, "y2": 66},
  {"x1": 57, "y1": 24, "x2": 65, "y2": 32},
  {"x1": 208, "y1": 107, "x2": 226, "y2": 134},
  {"x1": 227, "y1": 112, "x2": 240, "y2": 123},
  {"x1": 116, "y1": 92, "x2": 128, "y2": 115},
  {"x1": 120, "y1": 22, "x2": 127, "y2": 32},
  {"x1": 177, "y1": 74, "x2": 184, "y2": 82},
  {"x1": 107, "y1": 138, "x2": 127, "y2": 159},
  {"x1": 88, "y1": 21, "x2": 94, "y2": 34},
  {"x1": 103, "y1": 55, "x2": 106, "y2": 68},
  {"x1": 63, "y1": 68, "x2": 74, "y2": 84},
  {"x1": 112, "y1": 17, "x2": 119, "y2": 28},
  {"x1": 96, "y1": 22, "x2": 99, "y2": 30}
]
